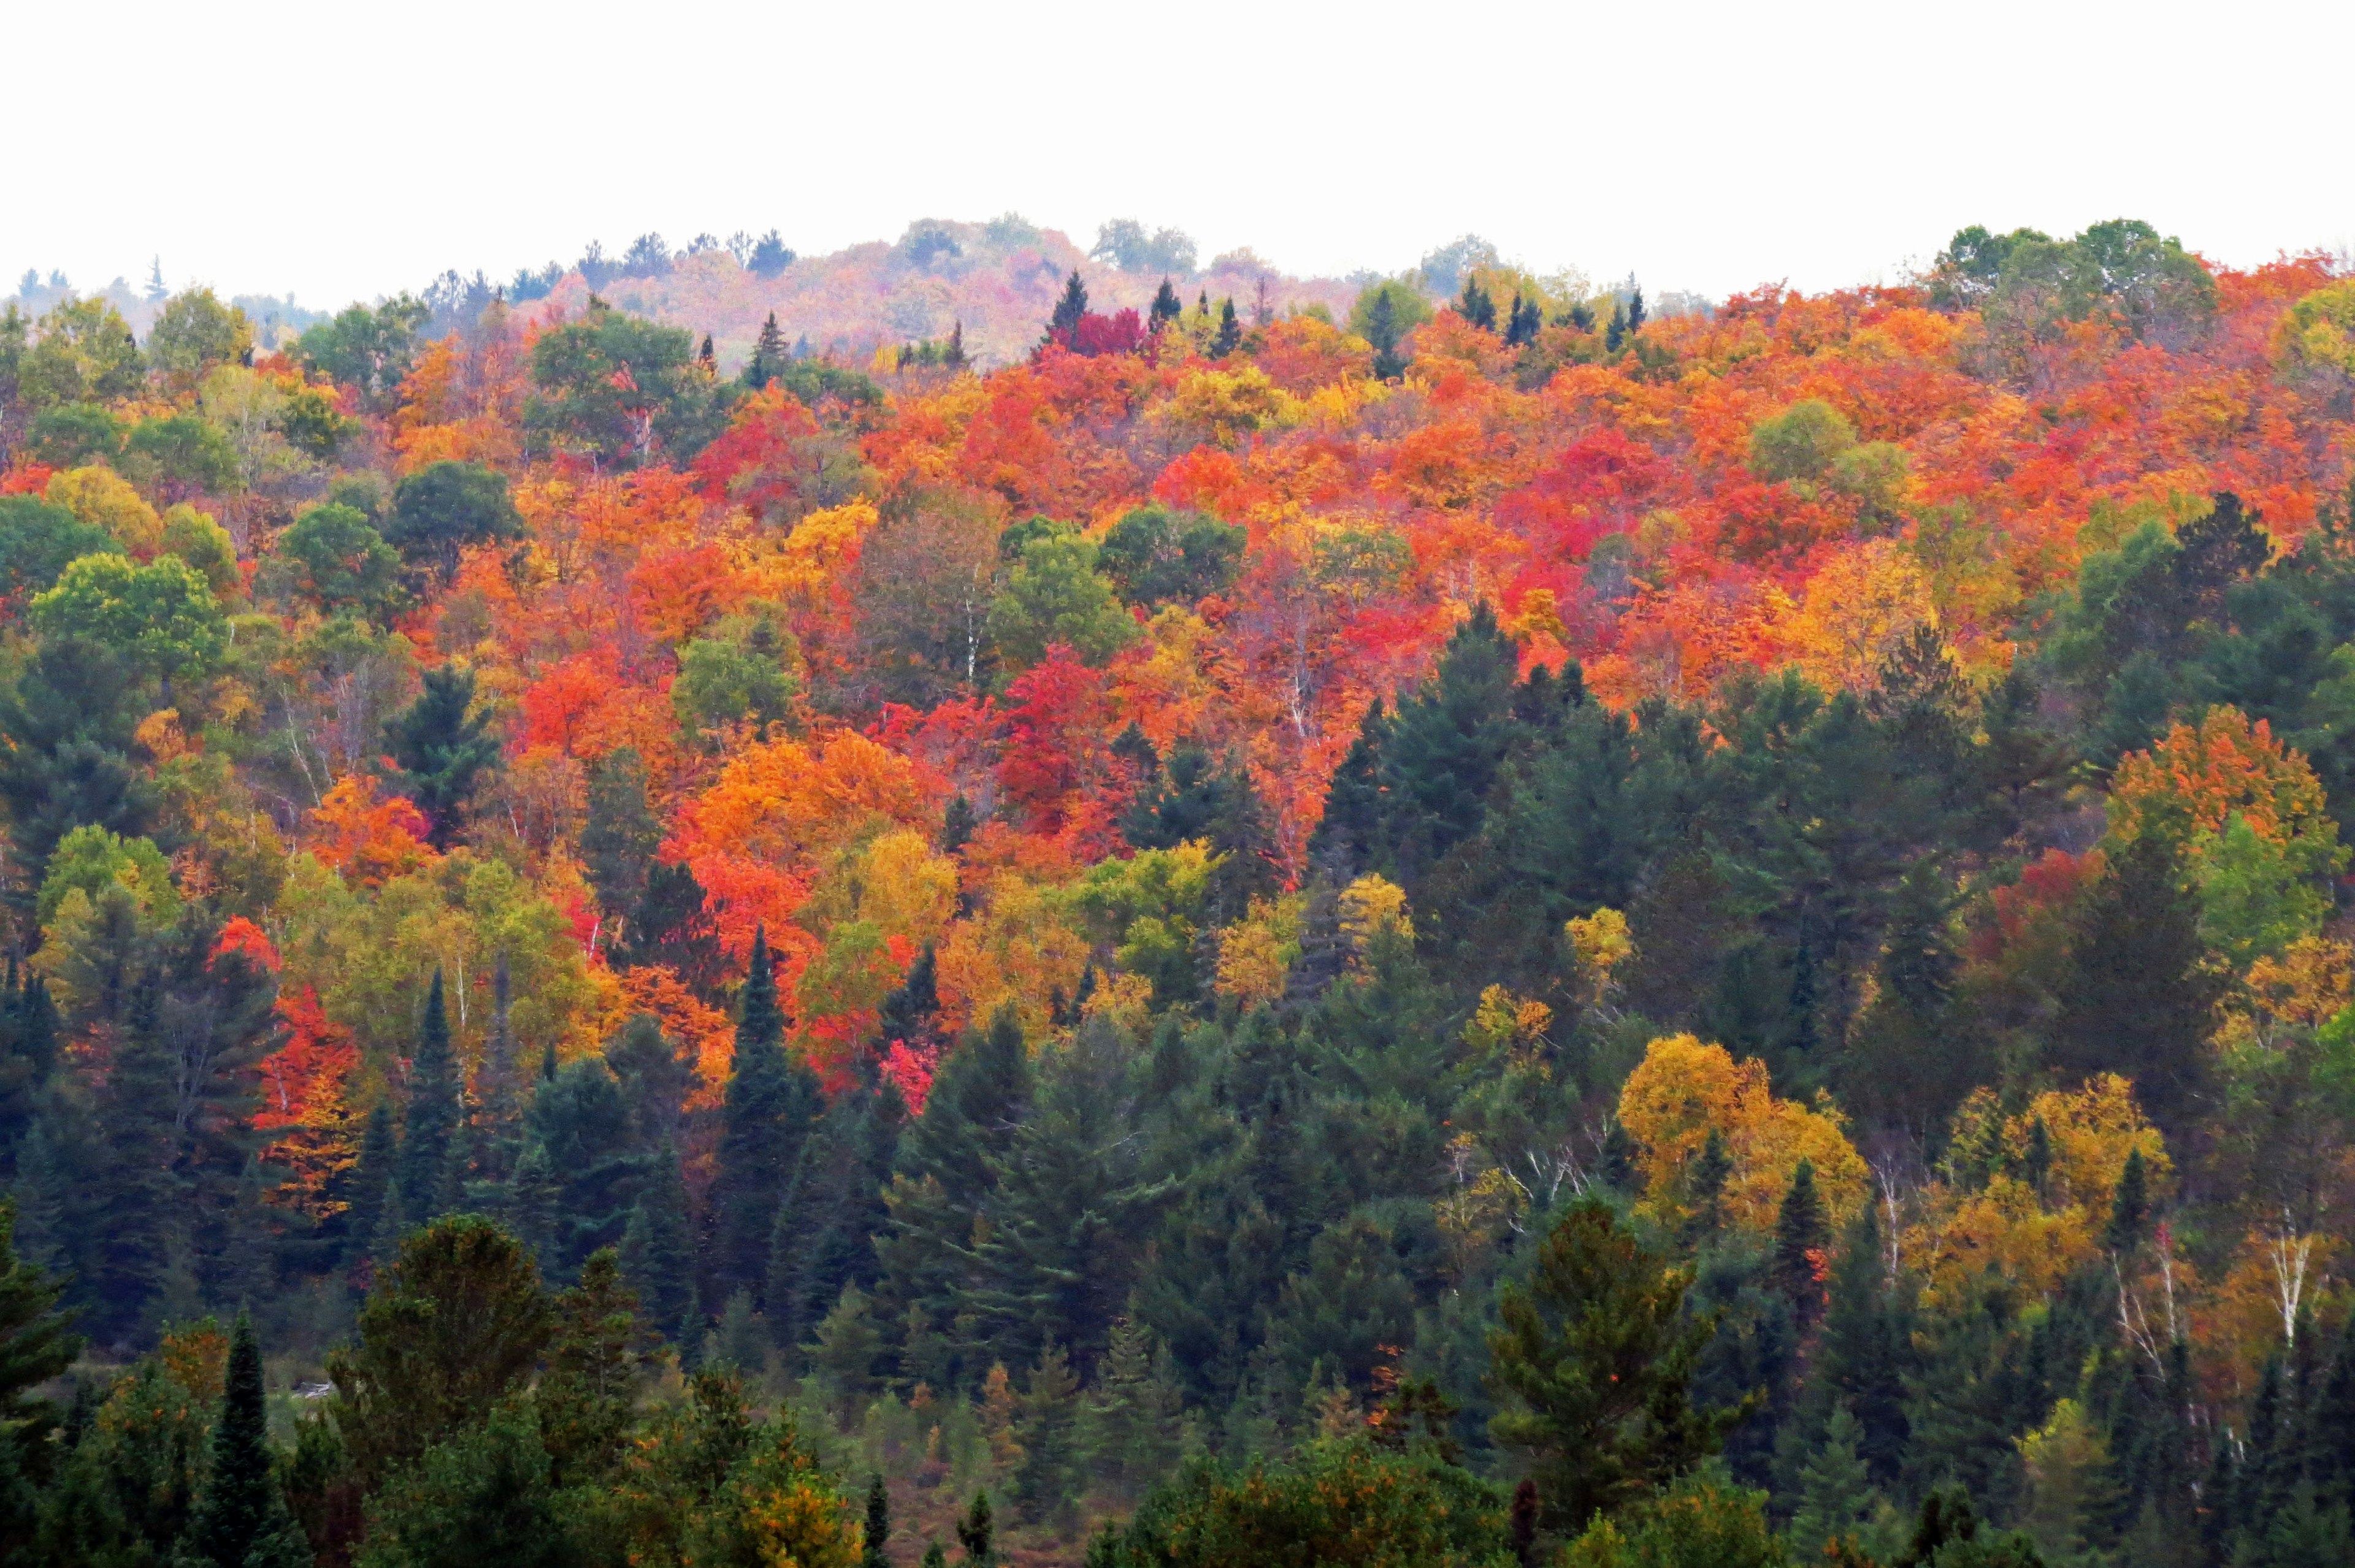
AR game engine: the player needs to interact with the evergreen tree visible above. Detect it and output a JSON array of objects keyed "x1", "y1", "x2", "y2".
[
  {"x1": 766, "y1": 1080, "x2": 900, "y2": 1352},
  {"x1": 0, "y1": 638, "x2": 157, "y2": 904},
  {"x1": 1149, "y1": 279, "x2": 1182, "y2": 334},
  {"x1": 507, "y1": 1138, "x2": 559, "y2": 1268},
  {"x1": 1487, "y1": 1197, "x2": 1738, "y2": 1531},
  {"x1": 876, "y1": 944, "x2": 940, "y2": 1054},
  {"x1": 743, "y1": 312, "x2": 788, "y2": 389},
  {"x1": 1790, "y1": 1405, "x2": 1883, "y2": 1560},
  {"x1": 1457, "y1": 277, "x2": 1497, "y2": 331},
  {"x1": 955, "y1": 1490, "x2": 996, "y2": 1567},
  {"x1": 396, "y1": 970, "x2": 461, "y2": 1223},
  {"x1": 537, "y1": 1247, "x2": 647, "y2": 1487},
  {"x1": 383, "y1": 666, "x2": 500, "y2": 847},
  {"x1": 2104, "y1": 1148, "x2": 2151, "y2": 1256},
  {"x1": 1606, "y1": 299, "x2": 1628, "y2": 353},
  {"x1": 179, "y1": 1311, "x2": 310, "y2": 1568},
  {"x1": 1212, "y1": 298, "x2": 1241, "y2": 357},
  {"x1": 2051, "y1": 832, "x2": 2221, "y2": 1130},
  {"x1": 941, "y1": 793, "x2": 978, "y2": 855},
  {"x1": 622, "y1": 1141, "x2": 698, "y2": 1353},
  {"x1": 0, "y1": 1196, "x2": 79, "y2": 1479},
  {"x1": 945, "y1": 320, "x2": 968, "y2": 369},
  {"x1": 1626, "y1": 286, "x2": 1647, "y2": 334},
  {"x1": 1774, "y1": 1159, "x2": 1831, "y2": 1335},
  {"x1": 708, "y1": 930, "x2": 822, "y2": 1307},
  {"x1": 341, "y1": 1101, "x2": 399, "y2": 1274},
  {"x1": 470, "y1": 952, "x2": 524, "y2": 1193},
  {"x1": 1014, "y1": 1343, "x2": 1081, "y2": 1530},
  {"x1": 862, "y1": 1474, "x2": 891, "y2": 1568},
  {"x1": 1683, "y1": 1126, "x2": 1734, "y2": 1245},
  {"x1": 1081, "y1": 1305, "x2": 1186, "y2": 1499},
  {"x1": 1046, "y1": 272, "x2": 1089, "y2": 345}
]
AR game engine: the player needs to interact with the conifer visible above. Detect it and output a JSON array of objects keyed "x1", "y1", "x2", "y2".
[
  {"x1": 710, "y1": 929, "x2": 822, "y2": 1305},
  {"x1": 1046, "y1": 272, "x2": 1089, "y2": 345},
  {"x1": 1212, "y1": 297, "x2": 1241, "y2": 357},
  {"x1": 862, "y1": 1474, "x2": 891, "y2": 1568},
  {"x1": 1149, "y1": 278, "x2": 1182, "y2": 334},
  {"x1": 622, "y1": 1141, "x2": 697, "y2": 1352},
  {"x1": 180, "y1": 1312, "x2": 310, "y2": 1568},
  {"x1": 397, "y1": 971, "x2": 460, "y2": 1221},
  {"x1": 1774, "y1": 1158, "x2": 1830, "y2": 1333}
]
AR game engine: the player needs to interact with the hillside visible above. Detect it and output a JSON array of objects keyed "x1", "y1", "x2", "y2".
[{"x1": 0, "y1": 216, "x2": 2353, "y2": 1566}]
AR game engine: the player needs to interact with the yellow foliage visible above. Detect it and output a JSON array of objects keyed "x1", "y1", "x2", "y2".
[
  {"x1": 1215, "y1": 895, "x2": 1303, "y2": 1009},
  {"x1": 935, "y1": 871, "x2": 1090, "y2": 1039},
  {"x1": 1157, "y1": 364, "x2": 1298, "y2": 449},
  {"x1": 746, "y1": 498, "x2": 882, "y2": 605},
  {"x1": 683, "y1": 729, "x2": 933, "y2": 866},
  {"x1": 1339, "y1": 874, "x2": 1413, "y2": 950},
  {"x1": 2273, "y1": 279, "x2": 2355, "y2": 377},
  {"x1": 1463, "y1": 984, "x2": 1552, "y2": 1066},
  {"x1": 1910, "y1": 1176, "x2": 2097, "y2": 1308},
  {"x1": 1615, "y1": 1033, "x2": 1869, "y2": 1232},
  {"x1": 1081, "y1": 970, "x2": 1157, "y2": 1037},
  {"x1": 1775, "y1": 537, "x2": 1939, "y2": 692},
  {"x1": 48, "y1": 464, "x2": 163, "y2": 556},
  {"x1": 1565, "y1": 906, "x2": 1634, "y2": 1003}
]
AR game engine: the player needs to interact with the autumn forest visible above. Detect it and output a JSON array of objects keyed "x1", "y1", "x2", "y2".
[{"x1": 3, "y1": 215, "x2": 2355, "y2": 1568}]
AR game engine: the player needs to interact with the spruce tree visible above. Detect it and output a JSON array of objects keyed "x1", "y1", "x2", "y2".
[
  {"x1": 538, "y1": 1247, "x2": 646, "y2": 1487},
  {"x1": 1014, "y1": 1344, "x2": 1081, "y2": 1530},
  {"x1": 862, "y1": 1474, "x2": 891, "y2": 1568},
  {"x1": 1774, "y1": 1159, "x2": 1830, "y2": 1334},
  {"x1": 709, "y1": 930, "x2": 822, "y2": 1306},
  {"x1": 507, "y1": 1138, "x2": 559, "y2": 1268},
  {"x1": 1149, "y1": 278, "x2": 1182, "y2": 334},
  {"x1": 0, "y1": 1196, "x2": 78, "y2": 1439},
  {"x1": 622, "y1": 1142, "x2": 698, "y2": 1353},
  {"x1": 2104, "y1": 1148, "x2": 2151, "y2": 1256},
  {"x1": 1626, "y1": 286, "x2": 1647, "y2": 334},
  {"x1": 1457, "y1": 278, "x2": 1496, "y2": 331},
  {"x1": 744, "y1": 313, "x2": 787, "y2": 389},
  {"x1": 1606, "y1": 300, "x2": 1627, "y2": 353},
  {"x1": 876, "y1": 944, "x2": 940, "y2": 1054},
  {"x1": 1046, "y1": 272, "x2": 1089, "y2": 345},
  {"x1": 2051, "y1": 832, "x2": 2221, "y2": 1130},
  {"x1": 179, "y1": 1312, "x2": 310, "y2": 1568},
  {"x1": 1789, "y1": 1406, "x2": 1883, "y2": 1561},
  {"x1": 397, "y1": 971, "x2": 461, "y2": 1222},
  {"x1": 1212, "y1": 298, "x2": 1241, "y2": 357},
  {"x1": 383, "y1": 667, "x2": 499, "y2": 845},
  {"x1": 955, "y1": 1490, "x2": 995, "y2": 1567}
]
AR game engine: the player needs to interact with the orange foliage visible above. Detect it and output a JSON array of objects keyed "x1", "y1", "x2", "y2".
[{"x1": 308, "y1": 775, "x2": 438, "y2": 887}]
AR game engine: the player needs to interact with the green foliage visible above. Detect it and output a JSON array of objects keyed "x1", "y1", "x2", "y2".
[
  {"x1": 354, "y1": 1400, "x2": 568, "y2": 1568},
  {"x1": 124, "y1": 412, "x2": 240, "y2": 497},
  {"x1": 18, "y1": 296, "x2": 145, "y2": 408},
  {"x1": 272, "y1": 502, "x2": 405, "y2": 619},
  {"x1": 986, "y1": 532, "x2": 1138, "y2": 672},
  {"x1": 1487, "y1": 1198, "x2": 1736, "y2": 1532},
  {"x1": 1104, "y1": 1438, "x2": 1512, "y2": 1568},
  {"x1": 383, "y1": 664, "x2": 500, "y2": 846},
  {"x1": 37, "y1": 823, "x2": 178, "y2": 927},
  {"x1": 180, "y1": 1312, "x2": 312, "y2": 1568},
  {"x1": 528, "y1": 300, "x2": 731, "y2": 465},
  {"x1": 1560, "y1": 1472, "x2": 1786, "y2": 1568},
  {"x1": 673, "y1": 608, "x2": 801, "y2": 737},
  {"x1": 296, "y1": 295, "x2": 431, "y2": 411},
  {"x1": 30, "y1": 551, "x2": 227, "y2": 686},
  {"x1": 1748, "y1": 399, "x2": 1856, "y2": 485},
  {"x1": 25, "y1": 402, "x2": 123, "y2": 466},
  {"x1": 1349, "y1": 281, "x2": 1431, "y2": 380},
  {"x1": 0, "y1": 494, "x2": 120, "y2": 608},
  {"x1": 1097, "y1": 506, "x2": 1244, "y2": 608},
  {"x1": 327, "y1": 1214, "x2": 554, "y2": 1486},
  {"x1": 709, "y1": 932, "x2": 823, "y2": 1306},
  {"x1": 386, "y1": 461, "x2": 523, "y2": 586},
  {"x1": 145, "y1": 288, "x2": 253, "y2": 392}
]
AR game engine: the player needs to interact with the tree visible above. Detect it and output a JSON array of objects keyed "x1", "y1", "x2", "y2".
[
  {"x1": 0, "y1": 1196, "x2": 78, "y2": 1538},
  {"x1": 1212, "y1": 299, "x2": 1243, "y2": 358},
  {"x1": 0, "y1": 494, "x2": 119, "y2": 603},
  {"x1": 1788, "y1": 1406, "x2": 1885, "y2": 1561},
  {"x1": 396, "y1": 971, "x2": 462, "y2": 1221},
  {"x1": 386, "y1": 461, "x2": 523, "y2": 586},
  {"x1": 986, "y1": 532, "x2": 1138, "y2": 671},
  {"x1": 622, "y1": 1142, "x2": 698, "y2": 1351},
  {"x1": 2049, "y1": 833, "x2": 2222, "y2": 1130},
  {"x1": 529, "y1": 302, "x2": 729, "y2": 465},
  {"x1": 384, "y1": 665, "x2": 500, "y2": 848},
  {"x1": 1097, "y1": 506, "x2": 1244, "y2": 608},
  {"x1": 708, "y1": 931, "x2": 822, "y2": 1306},
  {"x1": 1558, "y1": 1474, "x2": 1785, "y2": 1568},
  {"x1": 1487, "y1": 1198, "x2": 1738, "y2": 1532},
  {"x1": 296, "y1": 296, "x2": 431, "y2": 411},
  {"x1": 957, "y1": 1490, "x2": 997, "y2": 1567},
  {"x1": 537, "y1": 1247, "x2": 649, "y2": 1486},
  {"x1": 272, "y1": 503, "x2": 404, "y2": 620},
  {"x1": 862, "y1": 1474, "x2": 891, "y2": 1568},
  {"x1": 29, "y1": 552, "x2": 227, "y2": 692},
  {"x1": 1047, "y1": 273, "x2": 1089, "y2": 346},
  {"x1": 327, "y1": 1214, "x2": 554, "y2": 1486},
  {"x1": 353, "y1": 1402, "x2": 569, "y2": 1568},
  {"x1": 1774, "y1": 1160, "x2": 1831, "y2": 1334},
  {"x1": 748, "y1": 231, "x2": 796, "y2": 278},
  {"x1": 1150, "y1": 280, "x2": 1184, "y2": 334},
  {"x1": 1457, "y1": 278, "x2": 1498, "y2": 332},
  {"x1": 180, "y1": 1312, "x2": 312, "y2": 1568}
]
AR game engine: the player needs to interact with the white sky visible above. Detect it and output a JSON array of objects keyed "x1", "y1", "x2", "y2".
[{"x1": 5, "y1": 0, "x2": 2349, "y2": 310}]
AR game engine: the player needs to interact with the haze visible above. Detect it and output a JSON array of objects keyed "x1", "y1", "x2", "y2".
[{"x1": 4, "y1": 0, "x2": 2347, "y2": 307}]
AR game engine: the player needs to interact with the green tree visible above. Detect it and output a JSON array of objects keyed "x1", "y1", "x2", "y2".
[
  {"x1": 673, "y1": 610, "x2": 801, "y2": 738},
  {"x1": 1748, "y1": 400, "x2": 1856, "y2": 486},
  {"x1": 986, "y1": 532, "x2": 1138, "y2": 672},
  {"x1": 621, "y1": 1142, "x2": 698, "y2": 1350},
  {"x1": 0, "y1": 1195, "x2": 79, "y2": 1553},
  {"x1": 18, "y1": 296, "x2": 145, "y2": 408},
  {"x1": 1350, "y1": 281, "x2": 1430, "y2": 379},
  {"x1": 537, "y1": 1247, "x2": 649, "y2": 1486},
  {"x1": 709, "y1": 931, "x2": 823, "y2": 1306},
  {"x1": 354, "y1": 1401, "x2": 568, "y2": 1568},
  {"x1": 180, "y1": 1312, "x2": 312, "y2": 1568},
  {"x1": 295, "y1": 295, "x2": 431, "y2": 412},
  {"x1": 862, "y1": 1474, "x2": 891, "y2": 1568},
  {"x1": 124, "y1": 412, "x2": 240, "y2": 499},
  {"x1": 1097, "y1": 505, "x2": 1244, "y2": 608},
  {"x1": 1488, "y1": 1198, "x2": 1737, "y2": 1532},
  {"x1": 1772, "y1": 1161, "x2": 1829, "y2": 1334},
  {"x1": 1560, "y1": 1472, "x2": 1787, "y2": 1568},
  {"x1": 30, "y1": 553, "x2": 227, "y2": 692},
  {"x1": 384, "y1": 664, "x2": 500, "y2": 847},
  {"x1": 527, "y1": 300, "x2": 729, "y2": 466},
  {"x1": 386, "y1": 461, "x2": 523, "y2": 586},
  {"x1": 396, "y1": 971, "x2": 462, "y2": 1221},
  {"x1": 327, "y1": 1215, "x2": 554, "y2": 1486},
  {"x1": 25, "y1": 402, "x2": 122, "y2": 467},
  {"x1": 272, "y1": 502, "x2": 404, "y2": 619},
  {"x1": 1788, "y1": 1407, "x2": 1885, "y2": 1560},
  {"x1": 0, "y1": 495, "x2": 119, "y2": 607}
]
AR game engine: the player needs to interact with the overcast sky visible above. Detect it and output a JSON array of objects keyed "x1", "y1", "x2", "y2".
[{"x1": 5, "y1": 0, "x2": 2348, "y2": 310}]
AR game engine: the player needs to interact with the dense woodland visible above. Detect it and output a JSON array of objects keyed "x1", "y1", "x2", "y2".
[{"x1": 2, "y1": 216, "x2": 2355, "y2": 1567}]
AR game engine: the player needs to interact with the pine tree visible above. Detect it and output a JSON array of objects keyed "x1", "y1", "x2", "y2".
[
  {"x1": 383, "y1": 667, "x2": 499, "y2": 846},
  {"x1": 1683, "y1": 1126, "x2": 1733, "y2": 1244},
  {"x1": 1081, "y1": 1306, "x2": 1185, "y2": 1499},
  {"x1": 941, "y1": 794, "x2": 978, "y2": 855},
  {"x1": 538, "y1": 1247, "x2": 646, "y2": 1487},
  {"x1": 744, "y1": 313, "x2": 788, "y2": 389},
  {"x1": 1789, "y1": 1405, "x2": 1883, "y2": 1560},
  {"x1": 0, "y1": 1196, "x2": 78, "y2": 1442},
  {"x1": 1014, "y1": 1343, "x2": 1081, "y2": 1529},
  {"x1": 1626, "y1": 286, "x2": 1647, "y2": 334},
  {"x1": 1212, "y1": 298, "x2": 1241, "y2": 357},
  {"x1": 1774, "y1": 1159, "x2": 1831, "y2": 1334},
  {"x1": 877, "y1": 945, "x2": 940, "y2": 1053},
  {"x1": 709, "y1": 930, "x2": 822, "y2": 1306},
  {"x1": 622, "y1": 1141, "x2": 697, "y2": 1353},
  {"x1": 180, "y1": 1311, "x2": 310, "y2": 1568},
  {"x1": 955, "y1": 1490, "x2": 996, "y2": 1567},
  {"x1": 1457, "y1": 278, "x2": 1496, "y2": 331},
  {"x1": 945, "y1": 320, "x2": 968, "y2": 369},
  {"x1": 1149, "y1": 278, "x2": 1183, "y2": 334},
  {"x1": 470, "y1": 953, "x2": 524, "y2": 1191},
  {"x1": 1606, "y1": 299, "x2": 1628, "y2": 353},
  {"x1": 2051, "y1": 832, "x2": 2221, "y2": 1130},
  {"x1": 507, "y1": 1139, "x2": 559, "y2": 1268},
  {"x1": 2105, "y1": 1149, "x2": 2151, "y2": 1256},
  {"x1": 1046, "y1": 272, "x2": 1089, "y2": 345},
  {"x1": 397, "y1": 971, "x2": 461, "y2": 1222},
  {"x1": 862, "y1": 1474, "x2": 891, "y2": 1568}
]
